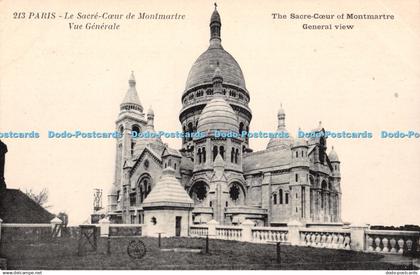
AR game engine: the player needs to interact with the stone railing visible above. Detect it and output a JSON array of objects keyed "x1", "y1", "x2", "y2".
[
  {"x1": 365, "y1": 230, "x2": 420, "y2": 255},
  {"x1": 299, "y1": 228, "x2": 351, "y2": 249},
  {"x1": 190, "y1": 225, "x2": 209, "y2": 237},
  {"x1": 251, "y1": 226, "x2": 288, "y2": 243},
  {"x1": 215, "y1": 225, "x2": 243, "y2": 241},
  {"x1": 188, "y1": 220, "x2": 419, "y2": 259}
]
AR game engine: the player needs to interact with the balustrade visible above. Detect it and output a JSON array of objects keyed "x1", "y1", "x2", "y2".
[
  {"x1": 300, "y1": 230, "x2": 351, "y2": 250},
  {"x1": 251, "y1": 227, "x2": 288, "y2": 243},
  {"x1": 189, "y1": 226, "x2": 208, "y2": 237},
  {"x1": 365, "y1": 230, "x2": 419, "y2": 255},
  {"x1": 215, "y1": 227, "x2": 242, "y2": 241}
]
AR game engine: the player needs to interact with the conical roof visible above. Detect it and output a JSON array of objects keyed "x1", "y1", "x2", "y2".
[
  {"x1": 120, "y1": 72, "x2": 143, "y2": 111},
  {"x1": 142, "y1": 168, "x2": 193, "y2": 208}
]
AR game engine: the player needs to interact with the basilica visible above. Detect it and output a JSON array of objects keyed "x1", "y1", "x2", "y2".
[{"x1": 107, "y1": 6, "x2": 342, "y2": 227}]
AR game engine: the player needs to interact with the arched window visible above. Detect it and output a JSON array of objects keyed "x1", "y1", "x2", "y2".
[
  {"x1": 219, "y1": 146, "x2": 225, "y2": 160},
  {"x1": 168, "y1": 159, "x2": 172, "y2": 167},
  {"x1": 132, "y1": 125, "x2": 140, "y2": 137},
  {"x1": 296, "y1": 151, "x2": 298, "y2": 158},
  {"x1": 174, "y1": 163, "x2": 177, "y2": 170},
  {"x1": 285, "y1": 193, "x2": 289, "y2": 204},
  {"x1": 295, "y1": 174, "x2": 299, "y2": 182},
  {"x1": 273, "y1": 193, "x2": 277, "y2": 205},
  {"x1": 279, "y1": 189, "x2": 283, "y2": 204},
  {"x1": 229, "y1": 185, "x2": 239, "y2": 201},
  {"x1": 301, "y1": 150, "x2": 304, "y2": 157},
  {"x1": 131, "y1": 141, "x2": 135, "y2": 155},
  {"x1": 245, "y1": 126, "x2": 249, "y2": 142},
  {"x1": 139, "y1": 178, "x2": 152, "y2": 203},
  {"x1": 235, "y1": 149, "x2": 239, "y2": 164},
  {"x1": 239, "y1": 122, "x2": 244, "y2": 135},
  {"x1": 231, "y1": 148, "x2": 235, "y2": 162},
  {"x1": 119, "y1": 125, "x2": 124, "y2": 136},
  {"x1": 197, "y1": 148, "x2": 202, "y2": 163},
  {"x1": 213, "y1": 146, "x2": 218, "y2": 161},
  {"x1": 187, "y1": 122, "x2": 194, "y2": 141},
  {"x1": 182, "y1": 126, "x2": 186, "y2": 143},
  {"x1": 202, "y1": 148, "x2": 206, "y2": 163}
]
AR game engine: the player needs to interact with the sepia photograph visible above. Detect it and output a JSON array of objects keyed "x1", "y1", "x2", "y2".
[{"x1": 0, "y1": 0, "x2": 419, "y2": 272}]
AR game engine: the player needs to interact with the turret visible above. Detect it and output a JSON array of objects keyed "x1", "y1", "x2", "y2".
[
  {"x1": 290, "y1": 130, "x2": 310, "y2": 222},
  {"x1": 266, "y1": 104, "x2": 293, "y2": 150}
]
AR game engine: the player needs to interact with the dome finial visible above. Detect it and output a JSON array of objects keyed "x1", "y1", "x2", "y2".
[
  {"x1": 209, "y1": 3, "x2": 222, "y2": 47},
  {"x1": 277, "y1": 104, "x2": 285, "y2": 128},
  {"x1": 129, "y1": 71, "x2": 136, "y2": 87}
]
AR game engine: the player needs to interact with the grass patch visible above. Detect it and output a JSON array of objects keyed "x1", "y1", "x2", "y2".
[{"x1": 1, "y1": 237, "x2": 417, "y2": 270}]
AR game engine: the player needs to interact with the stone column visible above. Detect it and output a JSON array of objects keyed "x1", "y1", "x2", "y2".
[
  {"x1": 261, "y1": 172, "x2": 272, "y2": 225},
  {"x1": 288, "y1": 220, "x2": 303, "y2": 246},
  {"x1": 349, "y1": 224, "x2": 368, "y2": 251},
  {"x1": 207, "y1": 219, "x2": 219, "y2": 238},
  {"x1": 99, "y1": 217, "x2": 111, "y2": 237},
  {"x1": 241, "y1": 219, "x2": 254, "y2": 242},
  {"x1": 337, "y1": 193, "x2": 342, "y2": 222}
]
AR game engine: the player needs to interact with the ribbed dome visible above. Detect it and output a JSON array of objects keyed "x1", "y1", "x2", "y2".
[
  {"x1": 185, "y1": 48, "x2": 246, "y2": 93},
  {"x1": 197, "y1": 95, "x2": 239, "y2": 133},
  {"x1": 142, "y1": 168, "x2": 193, "y2": 207},
  {"x1": 329, "y1": 146, "x2": 340, "y2": 162}
]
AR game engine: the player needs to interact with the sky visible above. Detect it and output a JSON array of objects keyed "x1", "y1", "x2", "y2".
[{"x1": 0, "y1": 0, "x2": 419, "y2": 225}]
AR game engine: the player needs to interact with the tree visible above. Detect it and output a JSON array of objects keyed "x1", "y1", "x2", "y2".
[{"x1": 25, "y1": 188, "x2": 50, "y2": 208}]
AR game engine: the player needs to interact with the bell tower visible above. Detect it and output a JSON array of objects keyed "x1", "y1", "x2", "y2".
[{"x1": 111, "y1": 72, "x2": 147, "y2": 203}]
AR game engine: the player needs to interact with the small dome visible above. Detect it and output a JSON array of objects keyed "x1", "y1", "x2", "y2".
[
  {"x1": 293, "y1": 135, "x2": 308, "y2": 148},
  {"x1": 197, "y1": 96, "x2": 239, "y2": 133},
  {"x1": 329, "y1": 146, "x2": 340, "y2": 162},
  {"x1": 267, "y1": 133, "x2": 293, "y2": 149},
  {"x1": 312, "y1": 121, "x2": 324, "y2": 132},
  {"x1": 267, "y1": 105, "x2": 293, "y2": 149}
]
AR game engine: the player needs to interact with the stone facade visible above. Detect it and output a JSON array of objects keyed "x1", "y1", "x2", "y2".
[{"x1": 107, "y1": 6, "x2": 342, "y2": 226}]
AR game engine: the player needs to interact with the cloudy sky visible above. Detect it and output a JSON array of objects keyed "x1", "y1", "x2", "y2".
[{"x1": 1, "y1": 0, "x2": 419, "y2": 225}]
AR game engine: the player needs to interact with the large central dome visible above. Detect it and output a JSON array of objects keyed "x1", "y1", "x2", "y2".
[
  {"x1": 185, "y1": 47, "x2": 246, "y2": 92},
  {"x1": 183, "y1": 7, "x2": 247, "y2": 94}
]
